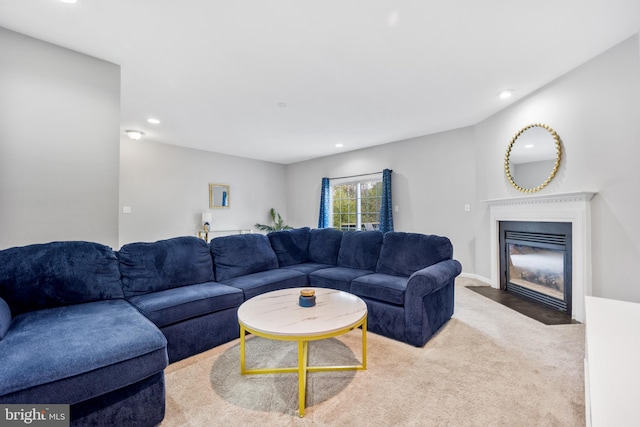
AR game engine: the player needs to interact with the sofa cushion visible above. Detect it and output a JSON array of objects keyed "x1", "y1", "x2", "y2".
[
  {"x1": 0, "y1": 298, "x2": 10, "y2": 340},
  {"x1": 337, "y1": 231, "x2": 384, "y2": 270},
  {"x1": 282, "y1": 262, "x2": 333, "y2": 275},
  {"x1": 220, "y1": 268, "x2": 307, "y2": 300},
  {"x1": 119, "y1": 236, "x2": 214, "y2": 298},
  {"x1": 0, "y1": 300, "x2": 167, "y2": 404},
  {"x1": 127, "y1": 282, "x2": 244, "y2": 328},
  {"x1": 309, "y1": 228, "x2": 343, "y2": 265},
  {"x1": 309, "y1": 267, "x2": 374, "y2": 293},
  {"x1": 0, "y1": 241, "x2": 123, "y2": 317},
  {"x1": 350, "y1": 273, "x2": 408, "y2": 306},
  {"x1": 268, "y1": 227, "x2": 310, "y2": 267},
  {"x1": 376, "y1": 232, "x2": 453, "y2": 277},
  {"x1": 210, "y1": 234, "x2": 279, "y2": 282}
]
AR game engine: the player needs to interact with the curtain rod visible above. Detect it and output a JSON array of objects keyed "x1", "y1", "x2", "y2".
[{"x1": 328, "y1": 169, "x2": 392, "y2": 180}]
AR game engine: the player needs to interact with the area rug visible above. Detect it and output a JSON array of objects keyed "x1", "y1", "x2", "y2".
[{"x1": 161, "y1": 277, "x2": 586, "y2": 426}]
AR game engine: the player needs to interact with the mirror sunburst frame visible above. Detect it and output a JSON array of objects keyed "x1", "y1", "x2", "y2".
[{"x1": 504, "y1": 123, "x2": 562, "y2": 193}]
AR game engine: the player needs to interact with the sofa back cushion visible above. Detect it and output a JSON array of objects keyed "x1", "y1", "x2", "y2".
[
  {"x1": 309, "y1": 228, "x2": 343, "y2": 265},
  {"x1": 118, "y1": 236, "x2": 214, "y2": 298},
  {"x1": 210, "y1": 234, "x2": 278, "y2": 281},
  {"x1": 337, "y1": 231, "x2": 384, "y2": 270},
  {"x1": 376, "y1": 232, "x2": 453, "y2": 277},
  {"x1": 0, "y1": 241, "x2": 124, "y2": 316},
  {"x1": 268, "y1": 227, "x2": 310, "y2": 267}
]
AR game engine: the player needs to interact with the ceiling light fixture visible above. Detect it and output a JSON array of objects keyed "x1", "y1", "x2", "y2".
[
  {"x1": 498, "y1": 89, "x2": 513, "y2": 99},
  {"x1": 388, "y1": 11, "x2": 399, "y2": 27},
  {"x1": 147, "y1": 118, "x2": 160, "y2": 124},
  {"x1": 126, "y1": 130, "x2": 144, "y2": 140},
  {"x1": 60, "y1": 0, "x2": 78, "y2": 3},
  {"x1": 335, "y1": 143, "x2": 344, "y2": 148}
]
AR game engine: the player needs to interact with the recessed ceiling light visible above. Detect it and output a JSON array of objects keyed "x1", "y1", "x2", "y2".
[
  {"x1": 125, "y1": 130, "x2": 144, "y2": 140},
  {"x1": 388, "y1": 11, "x2": 399, "y2": 27},
  {"x1": 60, "y1": 0, "x2": 78, "y2": 3},
  {"x1": 524, "y1": 144, "x2": 534, "y2": 148},
  {"x1": 498, "y1": 89, "x2": 513, "y2": 99},
  {"x1": 147, "y1": 118, "x2": 160, "y2": 124},
  {"x1": 335, "y1": 143, "x2": 344, "y2": 148}
]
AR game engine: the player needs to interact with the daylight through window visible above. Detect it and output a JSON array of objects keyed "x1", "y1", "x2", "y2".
[{"x1": 331, "y1": 175, "x2": 382, "y2": 231}]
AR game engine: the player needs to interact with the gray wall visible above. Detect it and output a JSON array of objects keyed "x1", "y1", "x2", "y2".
[
  {"x1": 285, "y1": 33, "x2": 640, "y2": 304},
  {"x1": 3, "y1": 26, "x2": 639, "y2": 305},
  {"x1": 475, "y1": 34, "x2": 640, "y2": 303},
  {"x1": 0, "y1": 27, "x2": 120, "y2": 249},
  {"x1": 285, "y1": 127, "x2": 477, "y2": 273},
  {"x1": 0, "y1": 28, "x2": 289, "y2": 250},
  {"x1": 119, "y1": 138, "x2": 288, "y2": 246}
]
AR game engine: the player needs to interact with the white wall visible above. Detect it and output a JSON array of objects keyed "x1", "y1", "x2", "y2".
[
  {"x1": 0, "y1": 27, "x2": 120, "y2": 249},
  {"x1": 119, "y1": 138, "x2": 287, "y2": 246},
  {"x1": 285, "y1": 127, "x2": 477, "y2": 272},
  {"x1": 3, "y1": 26, "x2": 639, "y2": 305},
  {"x1": 474, "y1": 34, "x2": 640, "y2": 302},
  {"x1": 286, "y1": 34, "x2": 640, "y2": 305}
]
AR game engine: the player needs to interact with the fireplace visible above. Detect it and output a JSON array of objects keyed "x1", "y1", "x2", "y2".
[
  {"x1": 487, "y1": 191, "x2": 596, "y2": 322},
  {"x1": 499, "y1": 221, "x2": 572, "y2": 314}
]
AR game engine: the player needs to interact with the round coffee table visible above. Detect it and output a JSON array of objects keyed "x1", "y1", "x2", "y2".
[{"x1": 237, "y1": 287, "x2": 367, "y2": 417}]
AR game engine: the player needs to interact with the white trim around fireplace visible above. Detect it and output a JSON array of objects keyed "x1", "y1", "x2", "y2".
[{"x1": 485, "y1": 191, "x2": 597, "y2": 323}]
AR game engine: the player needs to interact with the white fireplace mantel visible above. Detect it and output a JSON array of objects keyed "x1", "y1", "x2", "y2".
[{"x1": 484, "y1": 191, "x2": 597, "y2": 322}]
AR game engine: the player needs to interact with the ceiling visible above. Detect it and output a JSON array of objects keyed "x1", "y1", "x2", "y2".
[{"x1": 1, "y1": 1, "x2": 639, "y2": 164}]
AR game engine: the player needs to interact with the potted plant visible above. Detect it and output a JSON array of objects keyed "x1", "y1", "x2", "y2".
[{"x1": 255, "y1": 208, "x2": 292, "y2": 232}]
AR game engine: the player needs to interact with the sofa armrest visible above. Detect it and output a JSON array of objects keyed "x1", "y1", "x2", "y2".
[
  {"x1": 406, "y1": 259, "x2": 462, "y2": 299},
  {"x1": 403, "y1": 259, "x2": 462, "y2": 346}
]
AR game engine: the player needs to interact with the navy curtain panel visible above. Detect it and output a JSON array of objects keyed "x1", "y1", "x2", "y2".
[
  {"x1": 379, "y1": 169, "x2": 394, "y2": 233},
  {"x1": 318, "y1": 177, "x2": 330, "y2": 228}
]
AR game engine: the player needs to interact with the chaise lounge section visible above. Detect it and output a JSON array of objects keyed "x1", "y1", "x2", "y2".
[
  {"x1": 0, "y1": 227, "x2": 462, "y2": 426},
  {"x1": 0, "y1": 242, "x2": 168, "y2": 427}
]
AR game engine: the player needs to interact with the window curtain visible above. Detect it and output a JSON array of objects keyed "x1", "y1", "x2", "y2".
[
  {"x1": 317, "y1": 177, "x2": 330, "y2": 228},
  {"x1": 378, "y1": 169, "x2": 394, "y2": 233}
]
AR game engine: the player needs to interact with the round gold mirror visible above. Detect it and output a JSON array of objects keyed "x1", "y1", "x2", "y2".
[{"x1": 505, "y1": 123, "x2": 562, "y2": 193}]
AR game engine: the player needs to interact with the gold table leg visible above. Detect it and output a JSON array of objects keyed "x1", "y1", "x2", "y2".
[
  {"x1": 362, "y1": 317, "x2": 367, "y2": 369},
  {"x1": 240, "y1": 324, "x2": 246, "y2": 374},
  {"x1": 298, "y1": 340, "x2": 308, "y2": 417},
  {"x1": 239, "y1": 316, "x2": 367, "y2": 417}
]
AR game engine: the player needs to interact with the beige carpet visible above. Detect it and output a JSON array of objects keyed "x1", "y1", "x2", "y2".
[{"x1": 161, "y1": 278, "x2": 586, "y2": 426}]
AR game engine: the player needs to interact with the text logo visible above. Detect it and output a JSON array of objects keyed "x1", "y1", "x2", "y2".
[{"x1": 0, "y1": 405, "x2": 69, "y2": 427}]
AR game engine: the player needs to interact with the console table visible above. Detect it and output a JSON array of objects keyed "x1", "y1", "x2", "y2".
[{"x1": 198, "y1": 229, "x2": 252, "y2": 242}]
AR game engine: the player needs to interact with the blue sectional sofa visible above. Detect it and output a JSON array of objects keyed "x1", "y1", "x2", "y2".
[
  {"x1": 0, "y1": 242, "x2": 168, "y2": 427},
  {"x1": 0, "y1": 228, "x2": 461, "y2": 426}
]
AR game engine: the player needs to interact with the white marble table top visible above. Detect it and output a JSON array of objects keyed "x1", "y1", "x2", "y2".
[{"x1": 237, "y1": 287, "x2": 367, "y2": 337}]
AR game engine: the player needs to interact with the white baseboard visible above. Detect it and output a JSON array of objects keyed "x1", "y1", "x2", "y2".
[{"x1": 459, "y1": 272, "x2": 492, "y2": 286}]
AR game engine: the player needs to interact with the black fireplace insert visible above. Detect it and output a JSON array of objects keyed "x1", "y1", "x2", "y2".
[{"x1": 499, "y1": 221, "x2": 572, "y2": 314}]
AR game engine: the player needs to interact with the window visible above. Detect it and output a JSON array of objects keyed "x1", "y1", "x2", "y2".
[{"x1": 331, "y1": 175, "x2": 382, "y2": 231}]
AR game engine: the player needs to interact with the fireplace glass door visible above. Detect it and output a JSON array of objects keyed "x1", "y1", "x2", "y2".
[{"x1": 507, "y1": 244, "x2": 564, "y2": 301}]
